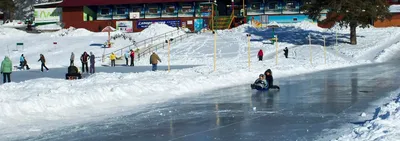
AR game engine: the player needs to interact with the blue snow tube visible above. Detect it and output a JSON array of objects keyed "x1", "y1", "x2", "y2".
[{"x1": 251, "y1": 83, "x2": 269, "y2": 91}]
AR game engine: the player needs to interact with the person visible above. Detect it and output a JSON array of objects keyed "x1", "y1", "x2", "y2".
[
  {"x1": 110, "y1": 53, "x2": 116, "y2": 67},
  {"x1": 1, "y1": 56, "x2": 12, "y2": 83},
  {"x1": 38, "y1": 54, "x2": 49, "y2": 72},
  {"x1": 70, "y1": 52, "x2": 75, "y2": 65},
  {"x1": 283, "y1": 47, "x2": 289, "y2": 58},
  {"x1": 253, "y1": 74, "x2": 268, "y2": 89},
  {"x1": 150, "y1": 52, "x2": 161, "y2": 71},
  {"x1": 264, "y1": 69, "x2": 280, "y2": 90},
  {"x1": 65, "y1": 64, "x2": 82, "y2": 79},
  {"x1": 124, "y1": 51, "x2": 130, "y2": 66},
  {"x1": 80, "y1": 52, "x2": 89, "y2": 73},
  {"x1": 89, "y1": 52, "x2": 95, "y2": 74},
  {"x1": 130, "y1": 49, "x2": 135, "y2": 66},
  {"x1": 258, "y1": 49, "x2": 264, "y2": 61},
  {"x1": 20, "y1": 54, "x2": 25, "y2": 68}
]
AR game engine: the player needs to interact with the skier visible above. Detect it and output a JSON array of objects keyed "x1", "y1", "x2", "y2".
[
  {"x1": 110, "y1": 53, "x2": 116, "y2": 67},
  {"x1": 283, "y1": 47, "x2": 289, "y2": 58},
  {"x1": 38, "y1": 54, "x2": 49, "y2": 72},
  {"x1": 70, "y1": 52, "x2": 75, "y2": 65},
  {"x1": 264, "y1": 69, "x2": 280, "y2": 90},
  {"x1": 65, "y1": 64, "x2": 82, "y2": 80},
  {"x1": 150, "y1": 52, "x2": 161, "y2": 71},
  {"x1": 258, "y1": 49, "x2": 264, "y2": 61},
  {"x1": 252, "y1": 74, "x2": 268, "y2": 90},
  {"x1": 1, "y1": 56, "x2": 12, "y2": 83},
  {"x1": 130, "y1": 49, "x2": 135, "y2": 66},
  {"x1": 89, "y1": 52, "x2": 95, "y2": 74},
  {"x1": 124, "y1": 51, "x2": 130, "y2": 66},
  {"x1": 80, "y1": 52, "x2": 89, "y2": 73}
]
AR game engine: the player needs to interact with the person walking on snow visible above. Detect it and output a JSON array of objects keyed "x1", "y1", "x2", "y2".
[
  {"x1": 258, "y1": 49, "x2": 264, "y2": 61},
  {"x1": 124, "y1": 51, "x2": 130, "y2": 66},
  {"x1": 283, "y1": 47, "x2": 289, "y2": 58},
  {"x1": 21, "y1": 55, "x2": 30, "y2": 70},
  {"x1": 80, "y1": 52, "x2": 89, "y2": 73},
  {"x1": 89, "y1": 52, "x2": 95, "y2": 74},
  {"x1": 110, "y1": 53, "x2": 116, "y2": 67},
  {"x1": 150, "y1": 52, "x2": 161, "y2": 71},
  {"x1": 38, "y1": 54, "x2": 49, "y2": 72},
  {"x1": 20, "y1": 54, "x2": 25, "y2": 68},
  {"x1": 1, "y1": 56, "x2": 12, "y2": 83},
  {"x1": 70, "y1": 52, "x2": 75, "y2": 65},
  {"x1": 130, "y1": 49, "x2": 135, "y2": 66}
]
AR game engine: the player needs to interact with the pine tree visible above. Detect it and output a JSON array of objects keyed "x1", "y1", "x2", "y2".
[
  {"x1": 301, "y1": 0, "x2": 392, "y2": 45},
  {"x1": 0, "y1": 0, "x2": 16, "y2": 21}
]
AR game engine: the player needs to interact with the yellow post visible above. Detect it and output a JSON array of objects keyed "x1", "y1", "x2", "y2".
[
  {"x1": 323, "y1": 36, "x2": 326, "y2": 65},
  {"x1": 309, "y1": 34, "x2": 312, "y2": 65},
  {"x1": 275, "y1": 35, "x2": 278, "y2": 65},
  {"x1": 243, "y1": 0, "x2": 245, "y2": 17},
  {"x1": 247, "y1": 34, "x2": 251, "y2": 71},
  {"x1": 214, "y1": 32, "x2": 217, "y2": 72},
  {"x1": 168, "y1": 40, "x2": 171, "y2": 72}
]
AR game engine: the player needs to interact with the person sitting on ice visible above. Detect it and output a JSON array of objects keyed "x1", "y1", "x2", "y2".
[
  {"x1": 252, "y1": 74, "x2": 268, "y2": 90},
  {"x1": 264, "y1": 69, "x2": 280, "y2": 90},
  {"x1": 65, "y1": 64, "x2": 82, "y2": 80}
]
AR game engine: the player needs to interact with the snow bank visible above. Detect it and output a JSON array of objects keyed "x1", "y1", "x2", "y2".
[
  {"x1": 334, "y1": 89, "x2": 400, "y2": 141},
  {"x1": 50, "y1": 27, "x2": 94, "y2": 37},
  {"x1": 0, "y1": 27, "x2": 28, "y2": 37},
  {"x1": 36, "y1": 24, "x2": 62, "y2": 31},
  {"x1": 375, "y1": 41, "x2": 400, "y2": 62},
  {"x1": 138, "y1": 23, "x2": 184, "y2": 39}
]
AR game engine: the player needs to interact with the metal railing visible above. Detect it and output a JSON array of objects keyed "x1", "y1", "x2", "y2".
[
  {"x1": 105, "y1": 29, "x2": 184, "y2": 57},
  {"x1": 134, "y1": 33, "x2": 194, "y2": 61}
]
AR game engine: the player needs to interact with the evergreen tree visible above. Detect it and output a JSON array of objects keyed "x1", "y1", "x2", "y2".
[
  {"x1": 0, "y1": 0, "x2": 16, "y2": 21},
  {"x1": 301, "y1": 0, "x2": 392, "y2": 45}
]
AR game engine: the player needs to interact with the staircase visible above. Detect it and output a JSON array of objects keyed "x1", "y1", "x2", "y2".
[{"x1": 212, "y1": 13, "x2": 236, "y2": 30}]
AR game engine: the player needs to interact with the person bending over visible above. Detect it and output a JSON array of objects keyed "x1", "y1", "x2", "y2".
[{"x1": 66, "y1": 64, "x2": 82, "y2": 79}]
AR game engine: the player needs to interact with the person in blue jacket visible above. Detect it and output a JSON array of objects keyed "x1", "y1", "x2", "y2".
[
  {"x1": 19, "y1": 54, "x2": 30, "y2": 70},
  {"x1": 124, "y1": 51, "x2": 130, "y2": 66}
]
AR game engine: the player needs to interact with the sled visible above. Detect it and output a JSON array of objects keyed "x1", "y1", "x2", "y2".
[{"x1": 250, "y1": 84, "x2": 269, "y2": 91}]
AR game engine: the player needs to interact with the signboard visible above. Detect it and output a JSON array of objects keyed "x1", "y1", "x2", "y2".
[
  {"x1": 116, "y1": 21, "x2": 133, "y2": 32},
  {"x1": 130, "y1": 12, "x2": 140, "y2": 19},
  {"x1": 390, "y1": 5, "x2": 400, "y2": 13},
  {"x1": 162, "y1": 3, "x2": 178, "y2": 17},
  {"x1": 194, "y1": 19, "x2": 204, "y2": 32},
  {"x1": 137, "y1": 20, "x2": 181, "y2": 28},
  {"x1": 34, "y1": 8, "x2": 62, "y2": 23}
]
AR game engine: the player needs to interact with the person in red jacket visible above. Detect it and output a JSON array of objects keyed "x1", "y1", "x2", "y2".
[
  {"x1": 258, "y1": 49, "x2": 264, "y2": 61},
  {"x1": 130, "y1": 49, "x2": 135, "y2": 66}
]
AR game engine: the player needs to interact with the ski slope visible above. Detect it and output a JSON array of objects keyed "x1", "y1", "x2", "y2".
[{"x1": 0, "y1": 22, "x2": 400, "y2": 140}]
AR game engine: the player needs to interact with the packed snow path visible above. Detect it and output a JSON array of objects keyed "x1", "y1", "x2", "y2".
[{"x1": 15, "y1": 61, "x2": 400, "y2": 141}]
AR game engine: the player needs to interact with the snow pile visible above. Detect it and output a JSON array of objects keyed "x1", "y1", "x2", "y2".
[
  {"x1": 1, "y1": 20, "x2": 26, "y2": 28},
  {"x1": 334, "y1": 89, "x2": 400, "y2": 141},
  {"x1": 375, "y1": 41, "x2": 400, "y2": 62},
  {"x1": 0, "y1": 27, "x2": 28, "y2": 37},
  {"x1": 35, "y1": 24, "x2": 62, "y2": 31},
  {"x1": 138, "y1": 23, "x2": 184, "y2": 39},
  {"x1": 283, "y1": 21, "x2": 324, "y2": 32},
  {"x1": 50, "y1": 27, "x2": 94, "y2": 37}
]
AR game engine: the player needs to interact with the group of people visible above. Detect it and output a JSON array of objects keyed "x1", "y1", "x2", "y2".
[
  {"x1": 123, "y1": 49, "x2": 136, "y2": 66},
  {"x1": 257, "y1": 47, "x2": 289, "y2": 61},
  {"x1": 67, "y1": 51, "x2": 96, "y2": 79},
  {"x1": 253, "y1": 69, "x2": 280, "y2": 90},
  {"x1": 0, "y1": 54, "x2": 50, "y2": 83}
]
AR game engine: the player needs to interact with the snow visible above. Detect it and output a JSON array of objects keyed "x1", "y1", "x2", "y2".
[
  {"x1": 333, "y1": 89, "x2": 400, "y2": 141},
  {"x1": 0, "y1": 22, "x2": 400, "y2": 140},
  {"x1": 0, "y1": 27, "x2": 28, "y2": 37}
]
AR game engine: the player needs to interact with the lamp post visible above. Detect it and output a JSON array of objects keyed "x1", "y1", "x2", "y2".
[
  {"x1": 275, "y1": 35, "x2": 278, "y2": 65},
  {"x1": 232, "y1": 0, "x2": 234, "y2": 15},
  {"x1": 165, "y1": 39, "x2": 173, "y2": 72},
  {"x1": 247, "y1": 34, "x2": 251, "y2": 71},
  {"x1": 323, "y1": 35, "x2": 326, "y2": 65},
  {"x1": 308, "y1": 34, "x2": 312, "y2": 65},
  {"x1": 213, "y1": 31, "x2": 217, "y2": 72}
]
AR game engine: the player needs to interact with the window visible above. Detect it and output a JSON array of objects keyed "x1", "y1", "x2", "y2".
[
  {"x1": 200, "y1": 5, "x2": 211, "y2": 12},
  {"x1": 116, "y1": 7, "x2": 126, "y2": 15},
  {"x1": 149, "y1": 7, "x2": 158, "y2": 14},
  {"x1": 251, "y1": 3, "x2": 261, "y2": 10},
  {"x1": 268, "y1": 2, "x2": 278, "y2": 10},
  {"x1": 132, "y1": 7, "x2": 142, "y2": 12},
  {"x1": 286, "y1": 1, "x2": 295, "y2": 9},
  {"x1": 100, "y1": 8, "x2": 110, "y2": 15},
  {"x1": 182, "y1": 5, "x2": 192, "y2": 12},
  {"x1": 165, "y1": 5, "x2": 175, "y2": 13}
]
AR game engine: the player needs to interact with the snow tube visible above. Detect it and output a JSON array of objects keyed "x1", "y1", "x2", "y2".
[{"x1": 250, "y1": 84, "x2": 269, "y2": 91}]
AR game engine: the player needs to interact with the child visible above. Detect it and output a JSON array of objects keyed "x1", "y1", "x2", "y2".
[
  {"x1": 253, "y1": 74, "x2": 268, "y2": 89},
  {"x1": 264, "y1": 69, "x2": 280, "y2": 90}
]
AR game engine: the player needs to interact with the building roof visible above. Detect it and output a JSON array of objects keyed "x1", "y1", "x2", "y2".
[{"x1": 60, "y1": 0, "x2": 209, "y2": 7}]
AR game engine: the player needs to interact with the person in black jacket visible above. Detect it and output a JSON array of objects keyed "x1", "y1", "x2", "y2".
[
  {"x1": 264, "y1": 69, "x2": 280, "y2": 90},
  {"x1": 283, "y1": 47, "x2": 289, "y2": 58}
]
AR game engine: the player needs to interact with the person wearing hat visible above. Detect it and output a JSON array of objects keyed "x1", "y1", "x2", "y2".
[
  {"x1": 264, "y1": 69, "x2": 280, "y2": 90},
  {"x1": 1, "y1": 56, "x2": 12, "y2": 83}
]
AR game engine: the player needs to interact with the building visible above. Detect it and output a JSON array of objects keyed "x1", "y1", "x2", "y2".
[
  {"x1": 33, "y1": 0, "x2": 63, "y2": 26},
  {"x1": 374, "y1": 0, "x2": 400, "y2": 27},
  {"x1": 58, "y1": 0, "x2": 400, "y2": 32}
]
